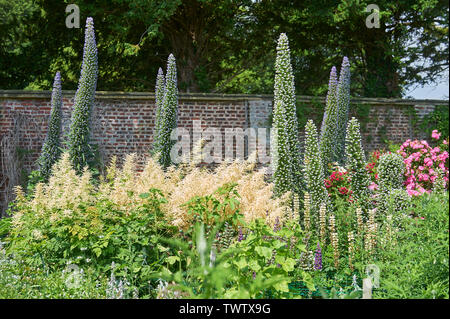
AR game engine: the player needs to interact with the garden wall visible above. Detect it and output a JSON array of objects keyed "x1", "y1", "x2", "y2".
[{"x1": 0, "y1": 90, "x2": 448, "y2": 215}]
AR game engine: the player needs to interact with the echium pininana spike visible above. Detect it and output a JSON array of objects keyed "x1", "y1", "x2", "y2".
[
  {"x1": 345, "y1": 117, "x2": 370, "y2": 202},
  {"x1": 320, "y1": 66, "x2": 339, "y2": 172},
  {"x1": 38, "y1": 71, "x2": 63, "y2": 180},
  {"x1": 158, "y1": 54, "x2": 178, "y2": 168},
  {"x1": 272, "y1": 33, "x2": 301, "y2": 195},
  {"x1": 335, "y1": 57, "x2": 351, "y2": 164},
  {"x1": 304, "y1": 120, "x2": 328, "y2": 215},
  {"x1": 153, "y1": 67, "x2": 165, "y2": 152},
  {"x1": 272, "y1": 100, "x2": 293, "y2": 196},
  {"x1": 68, "y1": 17, "x2": 98, "y2": 174}
]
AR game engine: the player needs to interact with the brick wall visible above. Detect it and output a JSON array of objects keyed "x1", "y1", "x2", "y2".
[{"x1": 1, "y1": 90, "x2": 448, "y2": 215}]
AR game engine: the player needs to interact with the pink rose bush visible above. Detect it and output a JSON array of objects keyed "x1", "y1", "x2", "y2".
[{"x1": 398, "y1": 130, "x2": 449, "y2": 196}]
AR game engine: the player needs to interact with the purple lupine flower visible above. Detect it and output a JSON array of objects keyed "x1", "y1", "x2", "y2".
[
  {"x1": 273, "y1": 217, "x2": 281, "y2": 232},
  {"x1": 252, "y1": 271, "x2": 256, "y2": 279},
  {"x1": 238, "y1": 226, "x2": 244, "y2": 242},
  {"x1": 314, "y1": 242, "x2": 322, "y2": 270}
]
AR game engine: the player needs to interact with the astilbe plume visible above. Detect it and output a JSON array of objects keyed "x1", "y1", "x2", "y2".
[
  {"x1": 100, "y1": 152, "x2": 288, "y2": 230},
  {"x1": 68, "y1": 17, "x2": 98, "y2": 174},
  {"x1": 153, "y1": 68, "x2": 165, "y2": 152},
  {"x1": 272, "y1": 33, "x2": 301, "y2": 195},
  {"x1": 303, "y1": 120, "x2": 328, "y2": 213},
  {"x1": 345, "y1": 117, "x2": 370, "y2": 202},
  {"x1": 157, "y1": 54, "x2": 178, "y2": 168},
  {"x1": 335, "y1": 57, "x2": 351, "y2": 164},
  {"x1": 39, "y1": 71, "x2": 63, "y2": 180},
  {"x1": 320, "y1": 66, "x2": 339, "y2": 170}
]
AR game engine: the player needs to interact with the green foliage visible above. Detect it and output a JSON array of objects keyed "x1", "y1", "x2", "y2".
[
  {"x1": 68, "y1": 17, "x2": 98, "y2": 174},
  {"x1": 304, "y1": 120, "x2": 327, "y2": 212},
  {"x1": 272, "y1": 33, "x2": 301, "y2": 195},
  {"x1": 38, "y1": 72, "x2": 63, "y2": 181},
  {"x1": 374, "y1": 193, "x2": 449, "y2": 299},
  {"x1": 5, "y1": 187, "x2": 177, "y2": 296},
  {"x1": 378, "y1": 188, "x2": 412, "y2": 216},
  {"x1": 153, "y1": 218, "x2": 313, "y2": 298},
  {"x1": 345, "y1": 117, "x2": 370, "y2": 203},
  {"x1": 420, "y1": 105, "x2": 449, "y2": 139},
  {"x1": 155, "y1": 54, "x2": 178, "y2": 168},
  {"x1": 377, "y1": 153, "x2": 405, "y2": 191}
]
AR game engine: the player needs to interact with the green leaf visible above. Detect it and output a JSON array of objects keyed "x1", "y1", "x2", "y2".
[
  {"x1": 166, "y1": 256, "x2": 180, "y2": 265},
  {"x1": 273, "y1": 280, "x2": 289, "y2": 292},
  {"x1": 255, "y1": 246, "x2": 273, "y2": 259},
  {"x1": 248, "y1": 259, "x2": 261, "y2": 272}
]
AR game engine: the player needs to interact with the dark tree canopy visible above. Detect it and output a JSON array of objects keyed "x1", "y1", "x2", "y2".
[{"x1": 1, "y1": 0, "x2": 448, "y2": 98}]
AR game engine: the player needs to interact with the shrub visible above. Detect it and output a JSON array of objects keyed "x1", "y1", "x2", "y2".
[
  {"x1": 397, "y1": 131, "x2": 449, "y2": 196},
  {"x1": 272, "y1": 33, "x2": 301, "y2": 195},
  {"x1": 324, "y1": 169, "x2": 353, "y2": 203},
  {"x1": 38, "y1": 71, "x2": 63, "y2": 181},
  {"x1": 378, "y1": 188, "x2": 412, "y2": 216},
  {"x1": 345, "y1": 117, "x2": 370, "y2": 202},
  {"x1": 377, "y1": 153, "x2": 405, "y2": 190},
  {"x1": 68, "y1": 17, "x2": 98, "y2": 174}
]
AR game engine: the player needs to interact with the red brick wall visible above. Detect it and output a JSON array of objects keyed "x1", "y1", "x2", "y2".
[{"x1": 0, "y1": 91, "x2": 447, "y2": 215}]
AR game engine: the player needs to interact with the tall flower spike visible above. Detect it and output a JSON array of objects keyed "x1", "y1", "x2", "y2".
[
  {"x1": 272, "y1": 100, "x2": 293, "y2": 195},
  {"x1": 320, "y1": 66, "x2": 339, "y2": 171},
  {"x1": 272, "y1": 33, "x2": 301, "y2": 195},
  {"x1": 158, "y1": 54, "x2": 178, "y2": 168},
  {"x1": 345, "y1": 117, "x2": 370, "y2": 203},
  {"x1": 153, "y1": 67, "x2": 166, "y2": 152},
  {"x1": 68, "y1": 17, "x2": 98, "y2": 174},
  {"x1": 335, "y1": 57, "x2": 351, "y2": 164},
  {"x1": 304, "y1": 120, "x2": 327, "y2": 214},
  {"x1": 39, "y1": 71, "x2": 63, "y2": 180}
]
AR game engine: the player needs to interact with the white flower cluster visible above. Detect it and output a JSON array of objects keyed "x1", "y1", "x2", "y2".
[
  {"x1": 39, "y1": 71, "x2": 62, "y2": 180},
  {"x1": 272, "y1": 33, "x2": 301, "y2": 195},
  {"x1": 68, "y1": 17, "x2": 98, "y2": 173}
]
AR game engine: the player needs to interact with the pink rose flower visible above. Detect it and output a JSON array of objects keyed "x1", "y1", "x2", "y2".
[{"x1": 432, "y1": 130, "x2": 441, "y2": 140}]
